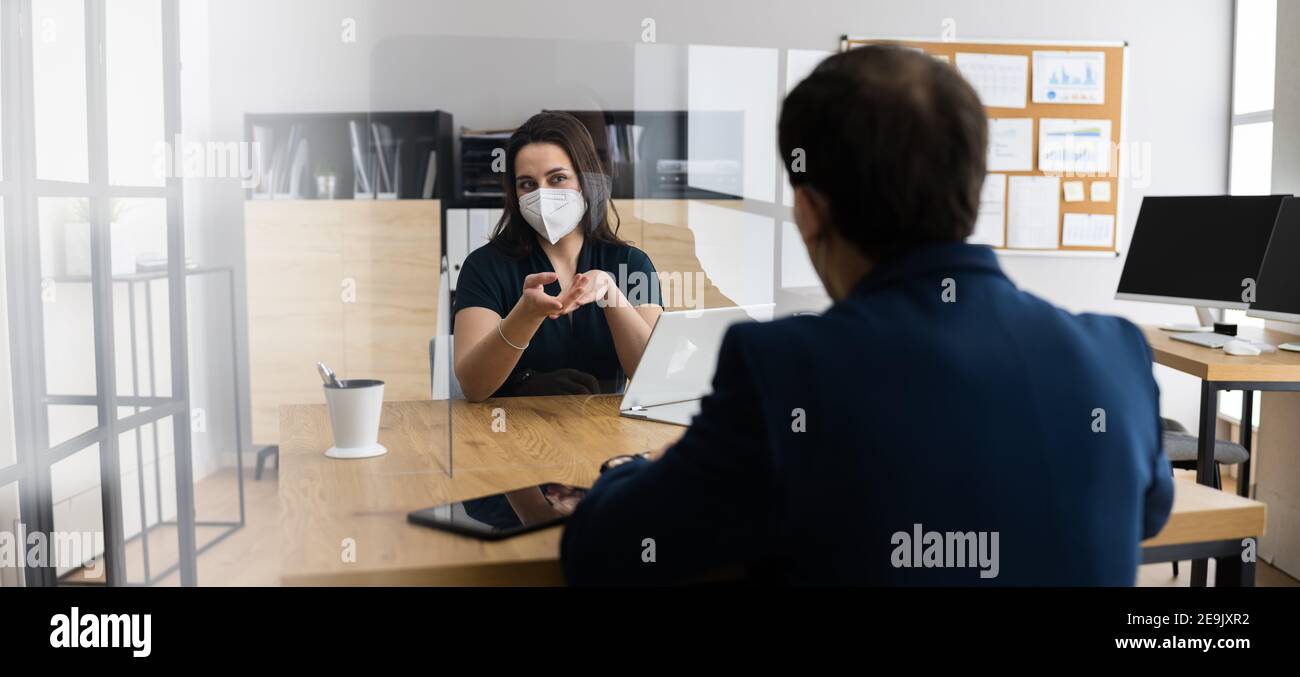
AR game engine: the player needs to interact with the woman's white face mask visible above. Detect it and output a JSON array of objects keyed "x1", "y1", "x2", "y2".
[{"x1": 519, "y1": 187, "x2": 587, "y2": 245}]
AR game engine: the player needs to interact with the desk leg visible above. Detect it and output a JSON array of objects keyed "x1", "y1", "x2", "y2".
[
  {"x1": 1238, "y1": 390, "x2": 1253, "y2": 498},
  {"x1": 1196, "y1": 381, "x2": 1218, "y2": 486},
  {"x1": 1191, "y1": 559, "x2": 1209, "y2": 587},
  {"x1": 1214, "y1": 543, "x2": 1255, "y2": 587},
  {"x1": 1191, "y1": 381, "x2": 1218, "y2": 587}
]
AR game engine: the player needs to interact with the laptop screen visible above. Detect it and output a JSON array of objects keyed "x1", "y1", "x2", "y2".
[{"x1": 620, "y1": 305, "x2": 773, "y2": 410}]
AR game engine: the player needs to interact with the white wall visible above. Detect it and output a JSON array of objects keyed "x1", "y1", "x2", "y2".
[{"x1": 192, "y1": 0, "x2": 1235, "y2": 433}]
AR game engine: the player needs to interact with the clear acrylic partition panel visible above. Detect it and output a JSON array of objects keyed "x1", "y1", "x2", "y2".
[
  {"x1": 11, "y1": 10, "x2": 848, "y2": 584},
  {"x1": 105, "y1": 27, "x2": 846, "y2": 583},
  {"x1": 213, "y1": 8, "x2": 457, "y2": 583},
  {"x1": 367, "y1": 31, "x2": 835, "y2": 528}
]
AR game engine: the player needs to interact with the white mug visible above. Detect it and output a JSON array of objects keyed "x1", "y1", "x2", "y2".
[{"x1": 323, "y1": 379, "x2": 387, "y2": 459}]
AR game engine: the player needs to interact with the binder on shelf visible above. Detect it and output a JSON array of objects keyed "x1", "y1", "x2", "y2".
[
  {"x1": 245, "y1": 110, "x2": 452, "y2": 200},
  {"x1": 251, "y1": 125, "x2": 275, "y2": 197},
  {"x1": 370, "y1": 122, "x2": 402, "y2": 199},
  {"x1": 383, "y1": 141, "x2": 401, "y2": 199},
  {"x1": 371, "y1": 122, "x2": 392, "y2": 194},
  {"x1": 421, "y1": 150, "x2": 438, "y2": 199},
  {"x1": 349, "y1": 119, "x2": 373, "y2": 197},
  {"x1": 287, "y1": 138, "x2": 310, "y2": 198},
  {"x1": 458, "y1": 129, "x2": 512, "y2": 199},
  {"x1": 553, "y1": 110, "x2": 743, "y2": 199},
  {"x1": 273, "y1": 123, "x2": 304, "y2": 197}
]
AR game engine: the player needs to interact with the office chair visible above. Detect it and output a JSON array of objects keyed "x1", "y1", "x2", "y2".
[
  {"x1": 1159, "y1": 417, "x2": 1250, "y2": 577},
  {"x1": 254, "y1": 445, "x2": 278, "y2": 481},
  {"x1": 1161, "y1": 417, "x2": 1250, "y2": 490}
]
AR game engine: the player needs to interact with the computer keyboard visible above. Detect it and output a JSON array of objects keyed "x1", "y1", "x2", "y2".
[{"x1": 1170, "y1": 332, "x2": 1234, "y2": 349}]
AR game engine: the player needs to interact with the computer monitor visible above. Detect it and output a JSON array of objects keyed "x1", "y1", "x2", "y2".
[
  {"x1": 1248, "y1": 197, "x2": 1300, "y2": 323},
  {"x1": 1116, "y1": 195, "x2": 1289, "y2": 310}
]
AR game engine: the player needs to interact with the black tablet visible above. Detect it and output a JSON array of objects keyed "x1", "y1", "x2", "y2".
[{"x1": 407, "y1": 483, "x2": 589, "y2": 540}]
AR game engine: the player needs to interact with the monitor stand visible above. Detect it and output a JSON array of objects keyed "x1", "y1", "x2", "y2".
[
  {"x1": 1194, "y1": 306, "x2": 1241, "y2": 336},
  {"x1": 1162, "y1": 307, "x2": 1219, "y2": 333},
  {"x1": 1195, "y1": 306, "x2": 1222, "y2": 328},
  {"x1": 1192, "y1": 306, "x2": 1278, "y2": 350}
]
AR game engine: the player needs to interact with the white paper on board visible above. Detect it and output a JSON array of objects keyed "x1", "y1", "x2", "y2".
[
  {"x1": 1062, "y1": 213, "x2": 1115, "y2": 247},
  {"x1": 1033, "y1": 50, "x2": 1106, "y2": 105},
  {"x1": 1007, "y1": 176, "x2": 1061, "y2": 249},
  {"x1": 1039, "y1": 118, "x2": 1113, "y2": 176},
  {"x1": 971, "y1": 173, "x2": 1007, "y2": 247},
  {"x1": 956, "y1": 52, "x2": 1029, "y2": 109},
  {"x1": 987, "y1": 118, "x2": 1034, "y2": 172}
]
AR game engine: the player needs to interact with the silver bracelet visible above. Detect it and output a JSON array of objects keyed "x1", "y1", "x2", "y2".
[{"x1": 497, "y1": 319, "x2": 529, "y2": 351}]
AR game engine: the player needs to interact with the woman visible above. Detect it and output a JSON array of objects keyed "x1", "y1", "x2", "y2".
[{"x1": 453, "y1": 112, "x2": 663, "y2": 402}]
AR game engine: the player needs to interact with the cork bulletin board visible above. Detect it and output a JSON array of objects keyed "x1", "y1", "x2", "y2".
[{"x1": 842, "y1": 36, "x2": 1128, "y2": 256}]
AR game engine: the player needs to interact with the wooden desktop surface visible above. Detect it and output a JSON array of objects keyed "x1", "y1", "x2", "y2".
[
  {"x1": 1141, "y1": 479, "x2": 1265, "y2": 549},
  {"x1": 279, "y1": 396, "x2": 684, "y2": 585},
  {"x1": 279, "y1": 396, "x2": 1265, "y2": 585},
  {"x1": 1142, "y1": 325, "x2": 1300, "y2": 382}
]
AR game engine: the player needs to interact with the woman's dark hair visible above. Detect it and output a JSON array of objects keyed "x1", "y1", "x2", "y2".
[
  {"x1": 779, "y1": 44, "x2": 987, "y2": 262},
  {"x1": 489, "y1": 111, "x2": 625, "y2": 257}
]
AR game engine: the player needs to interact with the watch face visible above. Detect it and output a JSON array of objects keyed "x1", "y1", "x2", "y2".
[{"x1": 600, "y1": 455, "x2": 633, "y2": 473}]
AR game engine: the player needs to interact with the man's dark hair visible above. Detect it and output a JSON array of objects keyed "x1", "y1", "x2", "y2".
[{"x1": 779, "y1": 44, "x2": 987, "y2": 262}]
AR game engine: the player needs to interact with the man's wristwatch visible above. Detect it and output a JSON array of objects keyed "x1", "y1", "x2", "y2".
[{"x1": 599, "y1": 451, "x2": 652, "y2": 474}]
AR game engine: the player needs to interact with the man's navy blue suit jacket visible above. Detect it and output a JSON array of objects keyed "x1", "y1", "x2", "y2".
[{"x1": 561, "y1": 242, "x2": 1174, "y2": 585}]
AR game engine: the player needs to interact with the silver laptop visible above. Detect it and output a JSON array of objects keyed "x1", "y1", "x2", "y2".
[{"x1": 619, "y1": 304, "x2": 774, "y2": 426}]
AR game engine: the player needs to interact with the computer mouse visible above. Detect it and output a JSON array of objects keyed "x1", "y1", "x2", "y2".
[{"x1": 1223, "y1": 339, "x2": 1262, "y2": 357}]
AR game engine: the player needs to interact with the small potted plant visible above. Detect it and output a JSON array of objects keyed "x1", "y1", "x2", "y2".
[{"x1": 62, "y1": 199, "x2": 138, "y2": 277}]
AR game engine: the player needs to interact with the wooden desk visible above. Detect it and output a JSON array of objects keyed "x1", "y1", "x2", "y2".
[
  {"x1": 1143, "y1": 325, "x2": 1300, "y2": 494},
  {"x1": 280, "y1": 396, "x2": 1268, "y2": 586},
  {"x1": 1143, "y1": 325, "x2": 1300, "y2": 384},
  {"x1": 1144, "y1": 327, "x2": 1296, "y2": 588},
  {"x1": 278, "y1": 396, "x2": 683, "y2": 585}
]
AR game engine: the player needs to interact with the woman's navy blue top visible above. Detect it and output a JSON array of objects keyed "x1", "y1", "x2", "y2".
[{"x1": 453, "y1": 237, "x2": 660, "y2": 397}]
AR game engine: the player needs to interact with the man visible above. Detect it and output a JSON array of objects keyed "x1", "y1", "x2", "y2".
[{"x1": 561, "y1": 45, "x2": 1173, "y2": 585}]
